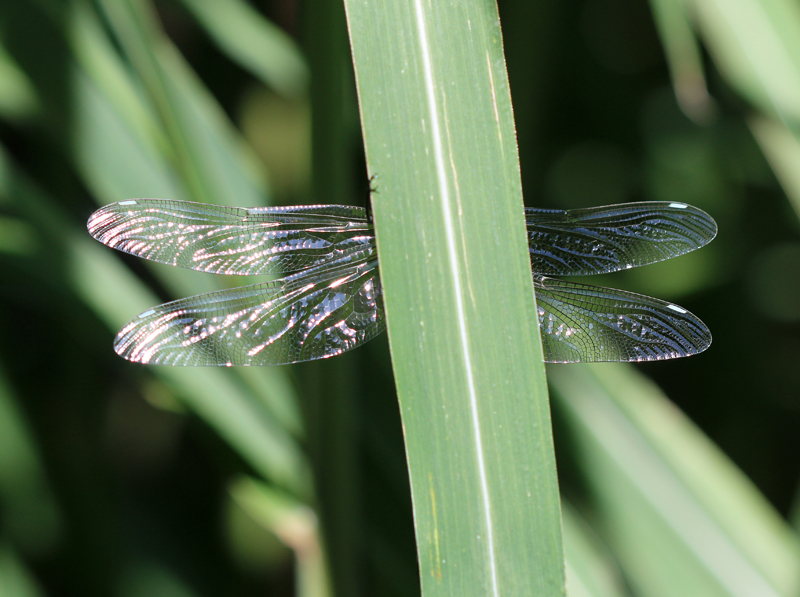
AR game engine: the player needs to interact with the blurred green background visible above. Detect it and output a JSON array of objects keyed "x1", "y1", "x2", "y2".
[{"x1": 1, "y1": 0, "x2": 799, "y2": 595}]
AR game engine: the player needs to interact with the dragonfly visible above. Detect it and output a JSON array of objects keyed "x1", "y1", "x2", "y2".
[{"x1": 87, "y1": 198, "x2": 716, "y2": 366}]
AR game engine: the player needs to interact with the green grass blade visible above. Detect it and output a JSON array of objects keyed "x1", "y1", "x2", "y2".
[
  {"x1": 69, "y1": 1, "x2": 171, "y2": 164},
  {"x1": 301, "y1": 1, "x2": 364, "y2": 594},
  {"x1": 563, "y1": 502, "x2": 627, "y2": 597},
  {"x1": 0, "y1": 38, "x2": 39, "y2": 121},
  {"x1": 688, "y1": 0, "x2": 800, "y2": 123},
  {"x1": 550, "y1": 364, "x2": 800, "y2": 596},
  {"x1": 59, "y1": 3, "x2": 308, "y2": 476},
  {"x1": 749, "y1": 114, "x2": 800, "y2": 219},
  {"x1": 345, "y1": 2, "x2": 565, "y2": 595},
  {"x1": 663, "y1": 0, "x2": 800, "y2": 217},
  {"x1": 179, "y1": 0, "x2": 308, "y2": 97},
  {"x1": 648, "y1": 0, "x2": 715, "y2": 122},
  {"x1": 0, "y1": 142, "x2": 310, "y2": 497},
  {"x1": 97, "y1": 0, "x2": 267, "y2": 206},
  {"x1": 230, "y1": 477, "x2": 331, "y2": 597},
  {"x1": 0, "y1": 543, "x2": 43, "y2": 597}
]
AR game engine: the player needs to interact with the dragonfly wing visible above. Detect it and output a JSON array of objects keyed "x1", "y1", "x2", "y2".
[
  {"x1": 534, "y1": 275, "x2": 711, "y2": 363},
  {"x1": 114, "y1": 248, "x2": 384, "y2": 366},
  {"x1": 88, "y1": 199, "x2": 371, "y2": 276},
  {"x1": 527, "y1": 202, "x2": 717, "y2": 275}
]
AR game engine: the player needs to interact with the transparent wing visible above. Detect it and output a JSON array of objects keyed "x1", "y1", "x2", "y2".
[
  {"x1": 92, "y1": 198, "x2": 716, "y2": 365},
  {"x1": 527, "y1": 202, "x2": 717, "y2": 276},
  {"x1": 90, "y1": 199, "x2": 717, "y2": 278},
  {"x1": 534, "y1": 275, "x2": 711, "y2": 363},
  {"x1": 88, "y1": 199, "x2": 371, "y2": 276},
  {"x1": 114, "y1": 247, "x2": 384, "y2": 366}
]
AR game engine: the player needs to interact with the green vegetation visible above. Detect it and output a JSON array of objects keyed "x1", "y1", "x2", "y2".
[{"x1": 0, "y1": 0, "x2": 798, "y2": 596}]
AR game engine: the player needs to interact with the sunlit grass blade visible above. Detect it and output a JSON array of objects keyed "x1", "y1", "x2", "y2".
[
  {"x1": 96, "y1": 0, "x2": 267, "y2": 207},
  {"x1": 229, "y1": 476, "x2": 331, "y2": 597},
  {"x1": 0, "y1": 543, "x2": 43, "y2": 597},
  {"x1": 550, "y1": 364, "x2": 800, "y2": 596},
  {"x1": 0, "y1": 145, "x2": 310, "y2": 497},
  {"x1": 69, "y1": 1, "x2": 171, "y2": 163},
  {"x1": 648, "y1": 0, "x2": 715, "y2": 122},
  {"x1": 44, "y1": 2, "x2": 309, "y2": 488},
  {"x1": 179, "y1": 0, "x2": 308, "y2": 97},
  {"x1": 345, "y1": 1, "x2": 565, "y2": 595},
  {"x1": 667, "y1": 0, "x2": 800, "y2": 218},
  {"x1": 563, "y1": 502, "x2": 627, "y2": 597},
  {"x1": 687, "y1": 0, "x2": 800, "y2": 125},
  {"x1": 0, "y1": 38, "x2": 39, "y2": 121},
  {"x1": 749, "y1": 114, "x2": 800, "y2": 220}
]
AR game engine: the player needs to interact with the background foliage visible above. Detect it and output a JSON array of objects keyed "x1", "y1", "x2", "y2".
[{"x1": 0, "y1": 0, "x2": 799, "y2": 596}]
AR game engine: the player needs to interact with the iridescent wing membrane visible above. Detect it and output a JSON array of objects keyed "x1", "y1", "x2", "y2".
[
  {"x1": 88, "y1": 199, "x2": 716, "y2": 365},
  {"x1": 527, "y1": 202, "x2": 716, "y2": 362},
  {"x1": 88, "y1": 200, "x2": 381, "y2": 366},
  {"x1": 88, "y1": 199, "x2": 372, "y2": 275}
]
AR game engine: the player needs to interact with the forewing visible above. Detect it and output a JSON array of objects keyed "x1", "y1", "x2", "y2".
[
  {"x1": 534, "y1": 275, "x2": 711, "y2": 363},
  {"x1": 113, "y1": 248, "x2": 384, "y2": 366},
  {"x1": 88, "y1": 199, "x2": 371, "y2": 275},
  {"x1": 527, "y1": 202, "x2": 717, "y2": 275}
]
